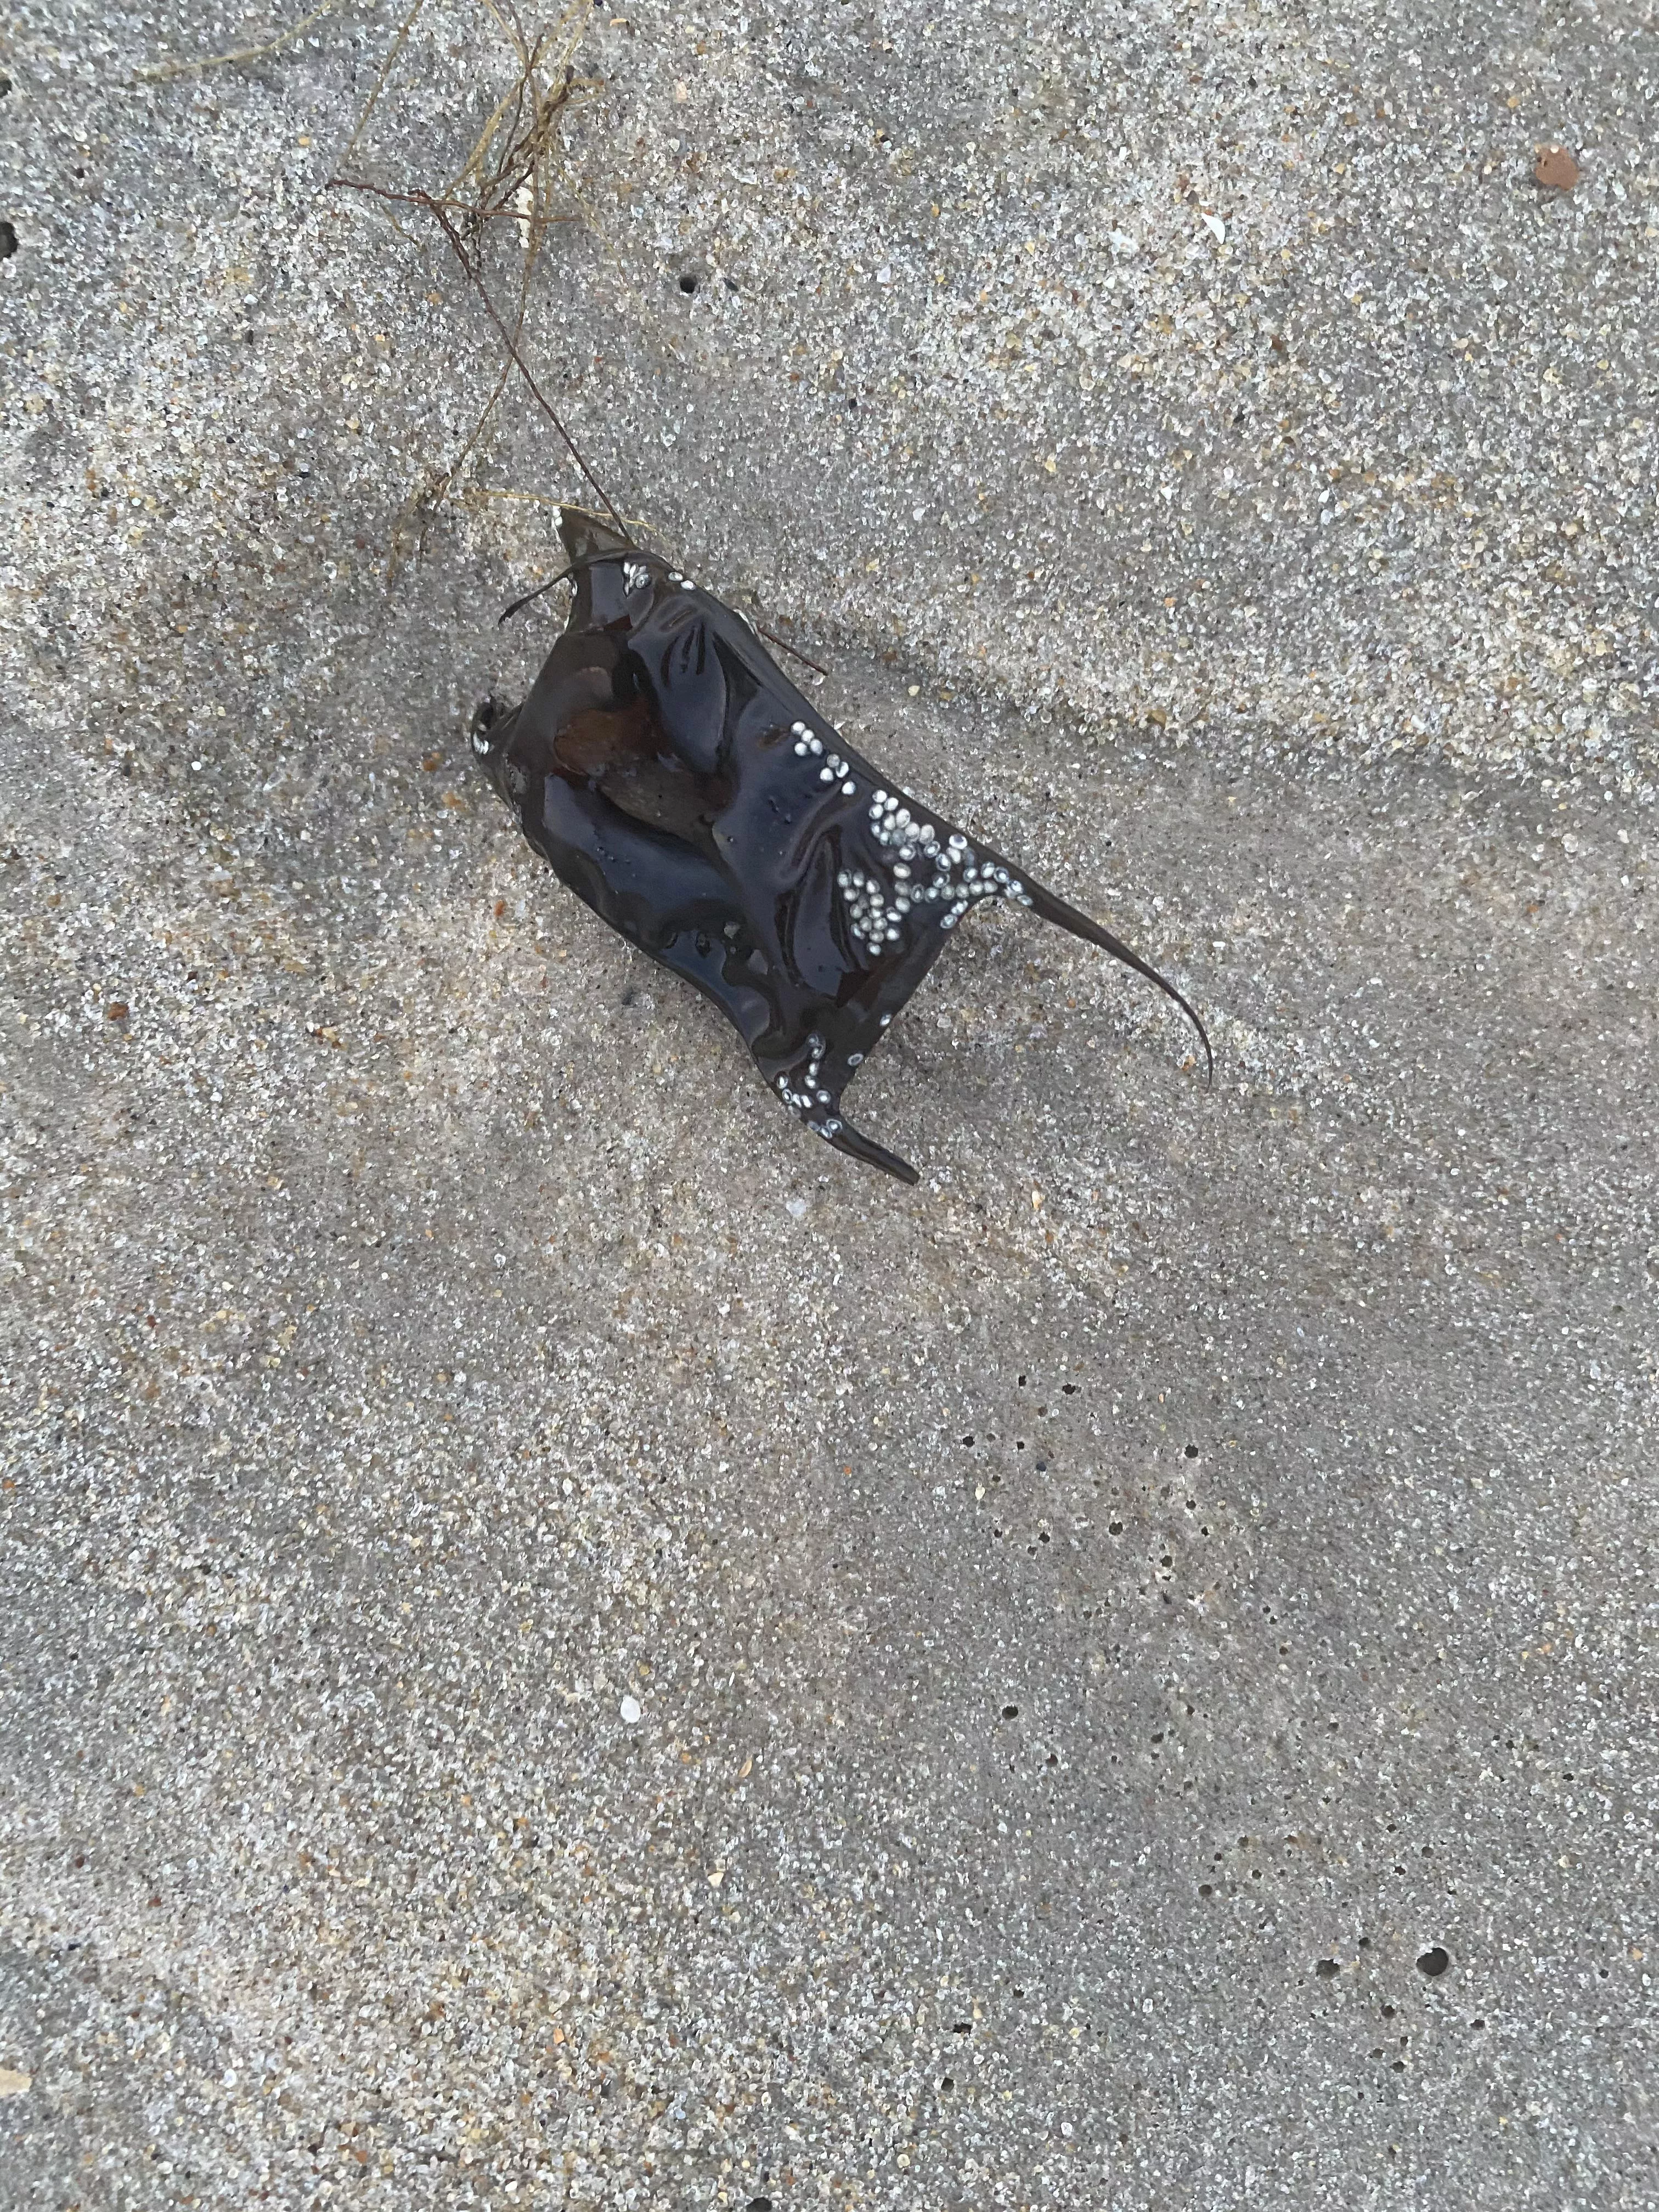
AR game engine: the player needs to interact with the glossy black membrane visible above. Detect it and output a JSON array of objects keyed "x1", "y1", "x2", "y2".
[{"x1": 473, "y1": 509, "x2": 1209, "y2": 1186}]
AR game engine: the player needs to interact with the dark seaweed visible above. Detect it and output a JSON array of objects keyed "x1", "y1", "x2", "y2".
[{"x1": 475, "y1": 510, "x2": 1210, "y2": 1185}]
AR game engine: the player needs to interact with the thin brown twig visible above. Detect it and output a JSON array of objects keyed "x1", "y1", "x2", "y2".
[
  {"x1": 329, "y1": 173, "x2": 631, "y2": 540},
  {"x1": 136, "y1": 0, "x2": 341, "y2": 81},
  {"x1": 332, "y1": 4, "x2": 832, "y2": 681},
  {"x1": 755, "y1": 627, "x2": 828, "y2": 681},
  {"x1": 341, "y1": 0, "x2": 428, "y2": 168}
]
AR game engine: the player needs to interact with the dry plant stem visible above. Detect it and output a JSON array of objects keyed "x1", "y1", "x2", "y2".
[
  {"x1": 420, "y1": 241, "x2": 540, "y2": 572},
  {"x1": 137, "y1": 0, "x2": 342, "y2": 82},
  {"x1": 329, "y1": 176, "x2": 631, "y2": 540},
  {"x1": 332, "y1": 0, "x2": 828, "y2": 675},
  {"x1": 335, "y1": 7, "x2": 625, "y2": 575},
  {"x1": 753, "y1": 630, "x2": 828, "y2": 680},
  {"x1": 341, "y1": 0, "x2": 430, "y2": 168}
]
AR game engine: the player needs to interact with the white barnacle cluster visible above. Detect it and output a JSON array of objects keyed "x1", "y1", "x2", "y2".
[
  {"x1": 865, "y1": 792, "x2": 1034, "y2": 933},
  {"x1": 622, "y1": 559, "x2": 651, "y2": 594},
  {"x1": 791, "y1": 722, "x2": 858, "y2": 798},
  {"x1": 939, "y1": 855, "x2": 1035, "y2": 930},
  {"x1": 837, "y1": 866, "x2": 903, "y2": 947},
  {"x1": 868, "y1": 789, "x2": 945, "y2": 867},
  {"x1": 775, "y1": 1032, "x2": 833, "y2": 1117}
]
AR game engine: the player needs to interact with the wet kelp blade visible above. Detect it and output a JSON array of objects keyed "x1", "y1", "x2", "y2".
[{"x1": 474, "y1": 510, "x2": 1209, "y2": 1183}]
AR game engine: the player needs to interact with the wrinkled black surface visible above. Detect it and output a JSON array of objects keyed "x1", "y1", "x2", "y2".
[{"x1": 473, "y1": 510, "x2": 1207, "y2": 1184}]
